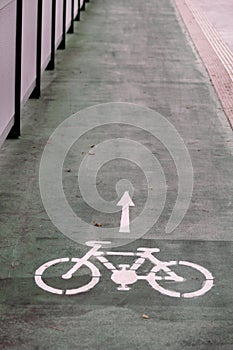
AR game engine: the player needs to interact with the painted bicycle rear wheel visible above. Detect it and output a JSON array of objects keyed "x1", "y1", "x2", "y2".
[{"x1": 35, "y1": 258, "x2": 101, "y2": 295}]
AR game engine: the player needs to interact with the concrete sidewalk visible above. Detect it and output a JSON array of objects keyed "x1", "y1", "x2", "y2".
[
  {"x1": 0, "y1": 0, "x2": 233, "y2": 349},
  {"x1": 175, "y1": 0, "x2": 233, "y2": 127},
  {"x1": 195, "y1": 0, "x2": 233, "y2": 51}
]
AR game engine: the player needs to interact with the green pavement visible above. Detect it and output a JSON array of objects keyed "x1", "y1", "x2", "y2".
[{"x1": 0, "y1": 0, "x2": 233, "y2": 349}]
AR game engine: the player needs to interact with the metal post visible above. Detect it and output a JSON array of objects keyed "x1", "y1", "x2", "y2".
[
  {"x1": 30, "y1": 0, "x2": 43, "y2": 99},
  {"x1": 46, "y1": 0, "x2": 56, "y2": 70},
  {"x1": 75, "y1": 0, "x2": 80, "y2": 21},
  {"x1": 8, "y1": 0, "x2": 23, "y2": 138},
  {"x1": 80, "y1": 0, "x2": 85, "y2": 11},
  {"x1": 58, "y1": 0, "x2": 66, "y2": 49},
  {"x1": 68, "y1": 0, "x2": 74, "y2": 33}
]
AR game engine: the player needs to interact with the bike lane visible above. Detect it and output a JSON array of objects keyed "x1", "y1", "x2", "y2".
[{"x1": 0, "y1": 0, "x2": 233, "y2": 349}]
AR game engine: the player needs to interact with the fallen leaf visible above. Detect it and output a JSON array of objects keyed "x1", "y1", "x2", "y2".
[
  {"x1": 48, "y1": 325, "x2": 64, "y2": 332},
  {"x1": 93, "y1": 221, "x2": 102, "y2": 227},
  {"x1": 142, "y1": 314, "x2": 150, "y2": 319}
]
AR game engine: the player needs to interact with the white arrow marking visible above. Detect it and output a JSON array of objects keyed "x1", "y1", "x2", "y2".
[{"x1": 117, "y1": 191, "x2": 135, "y2": 233}]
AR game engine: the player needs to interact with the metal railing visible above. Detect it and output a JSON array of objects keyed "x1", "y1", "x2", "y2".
[{"x1": 0, "y1": 0, "x2": 87, "y2": 146}]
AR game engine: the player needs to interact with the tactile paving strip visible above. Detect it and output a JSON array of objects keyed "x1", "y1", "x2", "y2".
[{"x1": 174, "y1": 0, "x2": 233, "y2": 127}]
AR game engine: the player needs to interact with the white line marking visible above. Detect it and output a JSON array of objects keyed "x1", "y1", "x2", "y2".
[
  {"x1": 35, "y1": 258, "x2": 70, "y2": 276},
  {"x1": 106, "y1": 252, "x2": 136, "y2": 256},
  {"x1": 35, "y1": 276, "x2": 64, "y2": 295},
  {"x1": 34, "y1": 242, "x2": 214, "y2": 298},
  {"x1": 65, "y1": 277, "x2": 100, "y2": 295},
  {"x1": 117, "y1": 191, "x2": 135, "y2": 233}
]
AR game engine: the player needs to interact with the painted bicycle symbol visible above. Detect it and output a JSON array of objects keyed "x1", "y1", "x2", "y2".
[{"x1": 35, "y1": 241, "x2": 214, "y2": 298}]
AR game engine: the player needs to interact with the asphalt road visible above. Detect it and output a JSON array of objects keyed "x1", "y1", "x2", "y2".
[{"x1": 0, "y1": 0, "x2": 233, "y2": 349}]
